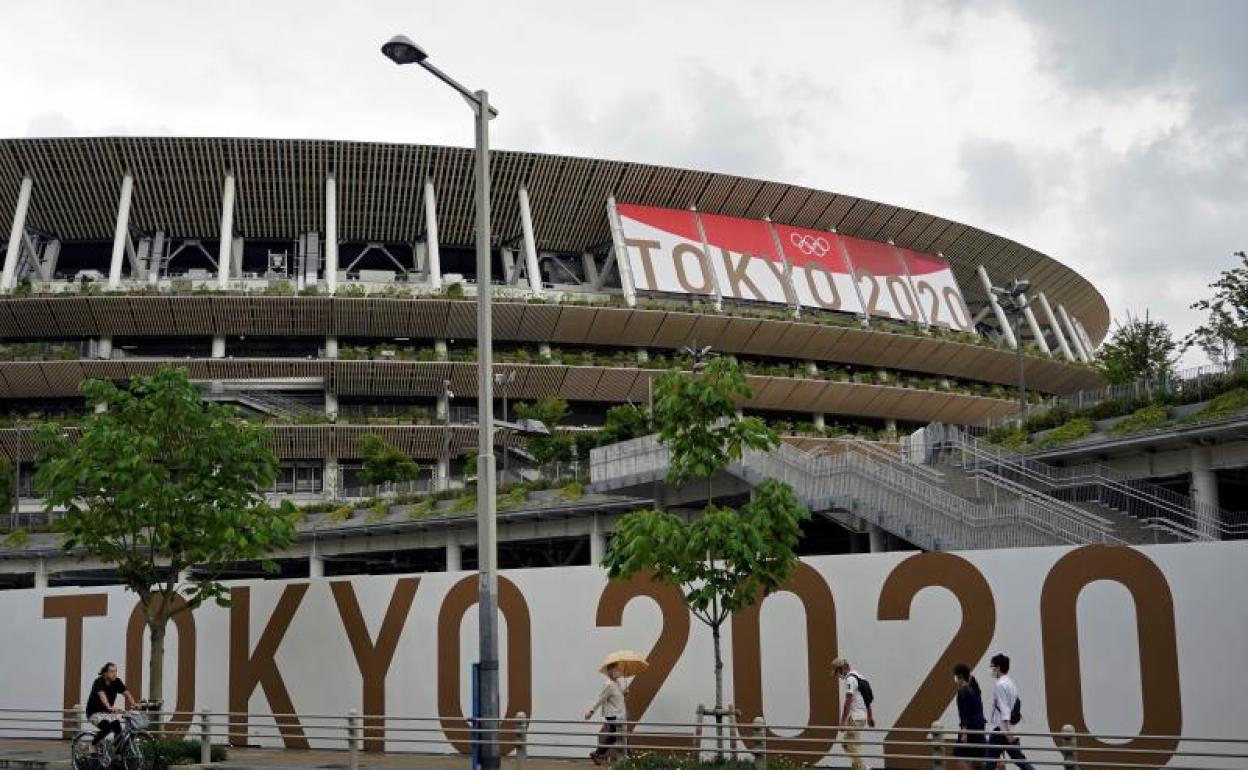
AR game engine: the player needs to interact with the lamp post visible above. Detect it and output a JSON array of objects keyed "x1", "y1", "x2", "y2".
[
  {"x1": 383, "y1": 35, "x2": 503, "y2": 770},
  {"x1": 991, "y1": 279, "x2": 1032, "y2": 422}
]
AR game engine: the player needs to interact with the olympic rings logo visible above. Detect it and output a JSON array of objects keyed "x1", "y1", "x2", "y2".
[{"x1": 789, "y1": 232, "x2": 830, "y2": 257}]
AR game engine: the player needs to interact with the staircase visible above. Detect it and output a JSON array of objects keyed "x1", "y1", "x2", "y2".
[
  {"x1": 590, "y1": 435, "x2": 1125, "y2": 551},
  {"x1": 919, "y1": 424, "x2": 1237, "y2": 542},
  {"x1": 202, "y1": 388, "x2": 319, "y2": 419}
]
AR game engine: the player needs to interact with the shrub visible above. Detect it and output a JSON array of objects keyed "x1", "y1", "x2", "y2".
[
  {"x1": 499, "y1": 485, "x2": 529, "y2": 511},
  {"x1": 560, "y1": 480, "x2": 584, "y2": 501},
  {"x1": 1108, "y1": 404, "x2": 1171, "y2": 435},
  {"x1": 2, "y1": 529, "x2": 29, "y2": 548},
  {"x1": 406, "y1": 497, "x2": 435, "y2": 520},
  {"x1": 328, "y1": 505, "x2": 355, "y2": 523},
  {"x1": 1183, "y1": 387, "x2": 1248, "y2": 424},
  {"x1": 1037, "y1": 418, "x2": 1094, "y2": 449},
  {"x1": 151, "y1": 738, "x2": 227, "y2": 769},
  {"x1": 451, "y1": 494, "x2": 477, "y2": 514},
  {"x1": 365, "y1": 500, "x2": 390, "y2": 523},
  {"x1": 612, "y1": 757, "x2": 803, "y2": 770}
]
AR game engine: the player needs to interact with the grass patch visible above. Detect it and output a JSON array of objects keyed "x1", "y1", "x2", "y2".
[
  {"x1": 499, "y1": 485, "x2": 529, "y2": 511},
  {"x1": 1108, "y1": 404, "x2": 1171, "y2": 435},
  {"x1": 328, "y1": 505, "x2": 355, "y2": 523},
  {"x1": 560, "y1": 480, "x2": 584, "y2": 501},
  {"x1": 451, "y1": 494, "x2": 477, "y2": 514},
  {"x1": 406, "y1": 497, "x2": 435, "y2": 521},
  {"x1": 365, "y1": 500, "x2": 390, "y2": 523},
  {"x1": 1182, "y1": 387, "x2": 1248, "y2": 424},
  {"x1": 1037, "y1": 417, "x2": 1094, "y2": 449}
]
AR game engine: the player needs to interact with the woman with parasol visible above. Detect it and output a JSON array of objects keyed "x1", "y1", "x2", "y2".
[{"x1": 585, "y1": 651, "x2": 647, "y2": 765}]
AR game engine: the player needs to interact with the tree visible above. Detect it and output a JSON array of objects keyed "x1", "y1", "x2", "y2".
[
  {"x1": 1096, "y1": 312, "x2": 1179, "y2": 386},
  {"x1": 36, "y1": 366, "x2": 297, "y2": 709},
  {"x1": 514, "y1": 396, "x2": 573, "y2": 470},
  {"x1": 358, "y1": 433, "x2": 419, "y2": 486},
  {"x1": 602, "y1": 356, "x2": 809, "y2": 727},
  {"x1": 598, "y1": 403, "x2": 652, "y2": 445},
  {"x1": 1189, "y1": 250, "x2": 1248, "y2": 366}
]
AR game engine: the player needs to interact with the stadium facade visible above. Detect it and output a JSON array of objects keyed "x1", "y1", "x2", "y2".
[{"x1": 0, "y1": 136, "x2": 1112, "y2": 585}]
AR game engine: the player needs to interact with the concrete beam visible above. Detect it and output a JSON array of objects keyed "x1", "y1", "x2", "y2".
[
  {"x1": 2, "y1": 176, "x2": 33, "y2": 291},
  {"x1": 107, "y1": 174, "x2": 135, "y2": 289}
]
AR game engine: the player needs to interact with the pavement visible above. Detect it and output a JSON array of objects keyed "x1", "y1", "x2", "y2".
[{"x1": 0, "y1": 738, "x2": 596, "y2": 770}]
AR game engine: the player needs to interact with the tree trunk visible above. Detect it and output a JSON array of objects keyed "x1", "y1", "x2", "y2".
[
  {"x1": 148, "y1": 617, "x2": 167, "y2": 716},
  {"x1": 712, "y1": 621, "x2": 724, "y2": 758}
]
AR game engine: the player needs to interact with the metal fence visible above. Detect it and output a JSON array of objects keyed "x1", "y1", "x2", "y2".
[
  {"x1": 925, "y1": 424, "x2": 1248, "y2": 541},
  {"x1": 2, "y1": 707, "x2": 1246, "y2": 769},
  {"x1": 591, "y1": 435, "x2": 1121, "y2": 551}
]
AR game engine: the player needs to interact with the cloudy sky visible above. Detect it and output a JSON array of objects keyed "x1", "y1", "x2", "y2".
[{"x1": 1, "y1": 0, "x2": 1244, "y2": 361}]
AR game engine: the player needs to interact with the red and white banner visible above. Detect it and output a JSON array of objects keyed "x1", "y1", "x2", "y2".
[
  {"x1": 772, "y1": 224, "x2": 863, "y2": 314},
  {"x1": 615, "y1": 203, "x2": 973, "y2": 331}
]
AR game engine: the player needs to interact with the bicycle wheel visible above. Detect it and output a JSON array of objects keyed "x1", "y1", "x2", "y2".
[
  {"x1": 122, "y1": 731, "x2": 156, "y2": 770},
  {"x1": 70, "y1": 731, "x2": 98, "y2": 770}
]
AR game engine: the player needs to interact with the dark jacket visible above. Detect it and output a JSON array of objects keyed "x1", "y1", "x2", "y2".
[{"x1": 956, "y1": 678, "x2": 987, "y2": 730}]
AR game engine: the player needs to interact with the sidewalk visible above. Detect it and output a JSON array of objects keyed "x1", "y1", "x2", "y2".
[{"x1": 0, "y1": 738, "x2": 595, "y2": 770}]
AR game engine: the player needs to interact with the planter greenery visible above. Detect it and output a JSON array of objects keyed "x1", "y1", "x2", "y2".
[
  {"x1": 1108, "y1": 404, "x2": 1171, "y2": 435},
  {"x1": 151, "y1": 738, "x2": 227, "y2": 768},
  {"x1": 1037, "y1": 417, "x2": 1094, "y2": 449}
]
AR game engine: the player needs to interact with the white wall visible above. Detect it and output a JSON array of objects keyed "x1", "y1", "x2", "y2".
[{"x1": 3, "y1": 542, "x2": 1244, "y2": 767}]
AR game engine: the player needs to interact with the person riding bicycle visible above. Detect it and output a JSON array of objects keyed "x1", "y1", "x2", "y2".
[{"x1": 85, "y1": 663, "x2": 138, "y2": 756}]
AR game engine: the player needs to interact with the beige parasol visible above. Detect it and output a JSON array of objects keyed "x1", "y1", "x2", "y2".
[{"x1": 599, "y1": 650, "x2": 648, "y2": 677}]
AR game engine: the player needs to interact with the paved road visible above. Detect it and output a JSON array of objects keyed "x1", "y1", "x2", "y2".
[{"x1": 0, "y1": 737, "x2": 595, "y2": 770}]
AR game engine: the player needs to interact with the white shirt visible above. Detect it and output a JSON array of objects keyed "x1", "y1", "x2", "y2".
[
  {"x1": 989, "y1": 674, "x2": 1020, "y2": 731},
  {"x1": 844, "y1": 671, "x2": 869, "y2": 721},
  {"x1": 590, "y1": 679, "x2": 626, "y2": 719}
]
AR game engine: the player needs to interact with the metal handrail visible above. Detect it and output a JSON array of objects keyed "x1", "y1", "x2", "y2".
[
  {"x1": 929, "y1": 423, "x2": 1248, "y2": 540},
  {"x1": 4, "y1": 707, "x2": 1246, "y2": 769},
  {"x1": 592, "y1": 434, "x2": 1120, "y2": 550}
]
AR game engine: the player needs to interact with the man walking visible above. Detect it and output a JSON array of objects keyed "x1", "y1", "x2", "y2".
[
  {"x1": 832, "y1": 657, "x2": 875, "y2": 770},
  {"x1": 985, "y1": 653, "x2": 1035, "y2": 770}
]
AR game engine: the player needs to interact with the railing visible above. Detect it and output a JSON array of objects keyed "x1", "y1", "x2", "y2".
[
  {"x1": 927, "y1": 423, "x2": 1248, "y2": 540},
  {"x1": 3, "y1": 707, "x2": 1247, "y2": 769},
  {"x1": 336, "y1": 476, "x2": 434, "y2": 501},
  {"x1": 591, "y1": 435, "x2": 1120, "y2": 550}
]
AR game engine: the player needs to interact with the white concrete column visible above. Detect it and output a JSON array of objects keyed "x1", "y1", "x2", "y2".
[
  {"x1": 589, "y1": 515, "x2": 606, "y2": 567},
  {"x1": 97, "y1": 336, "x2": 113, "y2": 360},
  {"x1": 445, "y1": 532, "x2": 462, "y2": 572},
  {"x1": 582, "y1": 252, "x2": 600, "y2": 288},
  {"x1": 539, "y1": 342, "x2": 552, "y2": 360},
  {"x1": 813, "y1": 413, "x2": 826, "y2": 430},
  {"x1": 436, "y1": 455, "x2": 451, "y2": 493},
  {"x1": 1074, "y1": 318, "x2": 1097, "y2": 359},
  {"x1": 605, "y1": 195, "x2": 637, "y2": 307},
  {"x1": 33, "y1": 559, "x2": 48, "y2": 590},
  {"x1": 324, "y1": 457, "x2": 340, "y2": 499},
  {"x1": 635, "y1": 348, "x2": 649, "y2": 364},
  {"x1": 217, "y1": 173, "x2": 236, "y2": 289},
  {"x1": 518, "y1": 185, "x2": 543, "y2": 297},
  {"x1": 434, "y1": 340, "x2": 448, "y2": 361},
  {"x1": 1037, "y1": 292, "x2": 1074, "y2": 361},
  {"x1": 309, "y1": 542, "x2": 325, "y2": 579},
  {"x1": 806, "y1": 361, "x2": 819, "y2": 376},
  {"x1": 884, "y1": 418, "x2": 898, "y2": 437},
  {"x1": 1057, "y1": 304, "x2": 1090, "y2": 363},
  {"x1": 325, "y1": 391, "x2": 339, "y2": 420},
  {"x1": 423, "y1": 178, "x2": 443, "y2": 290},
  {"x1": 868, "y1": 526, "x2": 887, "y2": 554},
  {"x1": 107, "y1": 173, "x2": 135, "y2": 289},
  {"x1": 325, "y1": 174, "x2": 338, "y2": 295},
  {"x1": 325, "y1": 336, "x2": 338, "y2": 359},
  {"x1": 2, "y1": 176, "x2": 34, "y2": 291},
  {"x1": 436, "y1": 389, "x2": 449, "y2": 421},
  {"x1": 211, "y1": 335, "x2": 226, "y2": 359},
  {"x1": 1190, "y1": 446, "x2": 1220, "y2": 540},
  {"x1": 976, "y1": 265, "x2": 1017, "y2": 349},
  {"x1": 1020, "y1": 294, "x2": 1050, "y2": 354}
]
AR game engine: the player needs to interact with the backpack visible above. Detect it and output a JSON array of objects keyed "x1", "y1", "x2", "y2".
[
  {"x1": 848, "y1": 672, "x2": 874, "y2": 708},
  {"x1": 1010, "y1": 696, "x2": 1022, "y2": 725}
]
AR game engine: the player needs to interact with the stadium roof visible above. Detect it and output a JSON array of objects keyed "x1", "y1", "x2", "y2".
[{"x1": 0, "y1": 136, "x2": 1110, "y2": 341}]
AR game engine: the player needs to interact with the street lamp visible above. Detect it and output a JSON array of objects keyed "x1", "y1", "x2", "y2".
[
  {"x1": 383, "y1": 35, "x2": 503, "y2": 770},
  {"x1": 991, "y1": 278, "x2": 1032, "y2": 422}
]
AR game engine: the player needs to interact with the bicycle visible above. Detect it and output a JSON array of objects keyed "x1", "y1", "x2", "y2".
[{"x1": 70, "y1": 704, "x2": 158, "y2": 770}]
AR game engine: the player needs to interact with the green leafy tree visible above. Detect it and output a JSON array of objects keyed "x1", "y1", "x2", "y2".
[
  {"x1": 603, "y1": 356, "x2": 809, "y2": 722},
  {"x1": 36, "y1": 366, "x2": 297, "y2": 708},
  {"x1": 1189, "y1": 250, "x2": 1248, "y2": 365},
  {"x1": 598, "y1": 403, "x2": 652, "y2": 445},
  {"x1": 1096, "y1": 312, "x2": 1179, "y2": 386},
  {"x1": 514, "y1": 397, "x2": 573, "y2": 469},
  {"x1": 358, "y1": 433, "x2": 420, "y2": 486}
]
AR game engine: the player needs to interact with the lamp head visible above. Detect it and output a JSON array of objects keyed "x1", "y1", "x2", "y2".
[{"x1": 381, "y1": 35, "x2": 428, "y2": 65}]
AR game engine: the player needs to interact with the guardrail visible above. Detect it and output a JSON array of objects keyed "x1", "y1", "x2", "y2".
[
  {"x1": 591, "y1": 435, "x2": 1120, "y2": 550},
  {"x1": 927, "y1": 423, "x2": 1248, "y2": 540},
  {"x1": 2, "y1": 707, "x2": 1246, "y2": 769}
]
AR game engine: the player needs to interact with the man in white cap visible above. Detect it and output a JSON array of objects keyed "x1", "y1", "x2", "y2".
[{"x1": 832, "y1": 657, "x2": 875, "y2": 770}]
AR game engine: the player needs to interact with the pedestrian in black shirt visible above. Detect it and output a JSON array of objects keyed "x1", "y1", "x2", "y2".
[
  {"x1": 953, "y1": 663, "x2": 987, "y2": 769},
  {"x1": 85, "y1": 663, "x2": 137, "y2": 755}
]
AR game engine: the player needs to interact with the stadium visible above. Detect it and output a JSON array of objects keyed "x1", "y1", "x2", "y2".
[{"x1": 0, "y1": 136, "x2": 1118, "y2": 586}]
